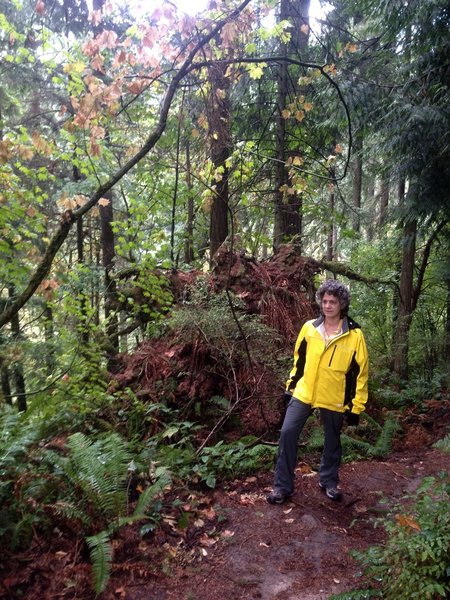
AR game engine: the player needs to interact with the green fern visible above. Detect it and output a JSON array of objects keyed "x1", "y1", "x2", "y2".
[
  {"x1": 86, "y1": 530, "x2": 112, "y2": 595},
  {"x1": 305, "y1": 412, "x2": 399, "y2": 460},
  {"x1": 433, "y1": 433, "x2": 450, "y2": 454},
  {"x1": 66, "y1": 432, "x2": 132, "y2": 519},
  {"x1": 369, "y1": 413, "x2": 400, "y2": 457},
  {"x1": 86, "y1": 466, "x2": 172, "y2": 595},
  {"x1": 132, "y1": 467, "x2": 171, "y2": 518}
]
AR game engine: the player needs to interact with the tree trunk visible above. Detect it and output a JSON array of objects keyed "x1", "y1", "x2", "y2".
[
  {"x1": 74, "y1": 164, "x2": 90, "y2": 345},
  {"x1": 392, "y1": 217, "x2": 417, "y2": 380},
  {"x1": 378, "y1": 177, "x2": 389, "y2": 227},
  {"x1": 184, "y1": 139, "x2": 195, "y2": 264},
  {"x1": 366, "y1": 176, "x2": 376, "y2": 241},
  {"x1": 446, "y1": 275, "x2": 450, "y2": 371},
  {"x1": 8, "y1": 286, "x2": 26, "y2": 411},
  {"x1": 100, "y1": 190, "x2": 119, "y2": 371},
  {"x1": 1, "y1": 361, "x2": 12, "y2": 405},
  {"x1": 43, "y1": 303, "x2": 55, "y2": 375},
  {"x1": 326, "y1": 184, "x2": 336, "y2": 261},
  {"x1": 352, "y1": 133, "x2": 363, "y2": 232},
  {"x1": 391, "y1": 178, "x2": 406, "y2": 352},
  {"x1": 171, "y1": 101, "x2": 183, "y2": 267},
  {"x1": 273, "y1": 0, "x2": 310, "y2": 250},
  {"x1": 207, "y1": 62, "x2": 231, "y2": 259}
]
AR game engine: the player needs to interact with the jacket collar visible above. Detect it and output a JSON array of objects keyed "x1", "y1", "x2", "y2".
[{"x1": 313, "y1": 315, "x2": 360, "y2": 332}]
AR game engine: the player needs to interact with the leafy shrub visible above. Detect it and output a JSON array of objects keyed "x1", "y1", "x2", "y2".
[
  {"x1": 192, "y1": 438, "x2": 277, "y2": 488},
  {"x1": 168, "y1": 284, "x2": 283, "y2": 369},
  {"x1": 331, "y1": 473, "x2": 450, "y2": 600},
  {"x1": 142, "y1": 432, "x2": 276, "y2": 489}
]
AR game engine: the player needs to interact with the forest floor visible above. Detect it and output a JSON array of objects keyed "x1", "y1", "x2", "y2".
[{"x1": 2, "y1": 409, "x2": 449, "y2": 600}]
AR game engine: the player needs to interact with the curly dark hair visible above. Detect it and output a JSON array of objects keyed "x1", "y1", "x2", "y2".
[{"x1": 316, "y1": 280, "x2": 350, "y2": 316}]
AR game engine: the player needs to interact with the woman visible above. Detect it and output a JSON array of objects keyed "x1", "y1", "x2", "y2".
[{"x1": 267, "y1": 279, "x2": 369, "y2": 504}]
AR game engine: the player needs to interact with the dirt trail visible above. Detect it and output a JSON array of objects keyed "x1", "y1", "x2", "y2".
[
  {"x1": 2, "y1": 446, "x2": 448, "y2": 600},
  {"x1": 109, "y1": 446, "x2": 449, "y2": 600}
]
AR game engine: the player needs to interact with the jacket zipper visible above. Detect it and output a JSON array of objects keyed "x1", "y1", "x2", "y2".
[{"x1": 328, "y1": 345, "x2": 337, "y2": 367}]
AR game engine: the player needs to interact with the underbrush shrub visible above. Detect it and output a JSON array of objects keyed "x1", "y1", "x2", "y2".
[
  {"x1": 330, "y1": 473, "x2": 450, "y2": 600},
  {"x1": 375, "y1": 371, "x2": 446, "y2": 410}
]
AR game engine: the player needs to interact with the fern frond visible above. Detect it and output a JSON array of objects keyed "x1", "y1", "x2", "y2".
[
  {"x1": 370, "y1": 413, "x2": 400, "y2": 458},
  {"x1": 433, "y1": 433, "x2": 450, "y2": 454},
  {"x1": 133, "y1": 468, "x2": 172, "y2": 518},
  {"x1": 66, "y1": 432, "x2": 132, "y2": 518},
  {"x1": 86, "y1": 530, "x2": 112, "y2": 596}
]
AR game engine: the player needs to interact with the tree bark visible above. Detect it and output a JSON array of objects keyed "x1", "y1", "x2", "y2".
[
  {"x1": 207, "y1": 62, "x2": 231, "y2": 259},
  {"x1": 392, "y1": 218, "x2": 417, "y2": 380},
  {"x1": 0, "y1": 361, "x2": 12, "y2": 406},
  {"x1": 273, "y1": 0, "x2": 310, "y2": 250},
  {"x1": 8, "y1": 286, "x2": 26, "y2": 411},
  {"x1": 447, "y1": 274, "x2": 450, "y2": 371},
  {"x1": 352, "y1": 133, "x2": 363, "y2": 232},
  {"x1": 100, "y1": 190, "x2": 119, "y2": 371},
  {"x1": 43, "y1": 303, "x2": 55, "y2": 376},
  {"x1": 378, "y1": 177, "x2": 389, "y2": 227},
  {"x1": 184, "y1": 139, "x2": 195, "y2": 264},
  {"x1": 326, "y1": 190, "x2": 336, "y2": 261}
]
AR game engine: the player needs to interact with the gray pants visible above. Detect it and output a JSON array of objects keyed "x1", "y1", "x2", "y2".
[{"x1": 273, "y1": 397, "x2": 344, "y2": 494}]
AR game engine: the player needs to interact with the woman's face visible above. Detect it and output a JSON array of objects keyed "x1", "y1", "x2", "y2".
[{"x1": 321, "y1": 293, "x2": 341, "y2": 320}]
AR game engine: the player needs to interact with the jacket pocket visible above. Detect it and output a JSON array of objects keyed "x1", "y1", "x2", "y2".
[{"x1": 328, "y1": 345, "x2": 353, "y2": 372}]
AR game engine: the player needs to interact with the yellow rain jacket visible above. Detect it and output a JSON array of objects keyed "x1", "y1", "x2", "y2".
[{"x1": 286, "y1": 315, "x2": 369, "y2": 415}]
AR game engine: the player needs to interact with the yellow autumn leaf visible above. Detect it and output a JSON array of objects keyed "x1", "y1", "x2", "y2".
[
  {"x1": 221, "y1": 22, "x2": 237, "y2": 46},
  {"x1": 0, "y1": 140, "x2": 14, "y2": 164},
  {"x1": 202, "y1": 196, "x2": 213, "y2": 214},
  {"x1": 57, "y1": 194, "x2": 77, "y2": 210},
  {"x1": 63, "y1": 61, "x2": 86, "y2": 74},
  {"x1": 324, "y1": 64, "x2": 337, "y2": 75},
  {"x1": 16, "y1": 145, "x2": 35, "y2": 161},
  {"x1": 346, "y1": 42, "x2": 358, "y2": 53},
  {"x1": 303, "y1": 102, "x2": 313, "y2": 112},
  {"x1": 395, "y1": 514, "x2": 421, "y2": 531},
  {"x1": 295, "y1": 110, "x2": 305, "y2": 121},
  {"x1": 197, "y1": 113, "x2": 208, "y2": 130},
  {"x1": 281, "y1": 109, "x2": 291, "y2": 119},
  {"x1": 191, "y1": 128, "x2": 200, "y2": 138},
  {"x1": 293, "y1": 156, "x2": 304, "y2": 166},
  {"x1": 248, "y1": 62, "x2": 266, "y2": 80},
  {"x1": 31, "y1": 132, "x2": 53, "y2": 155},
  {"x1": 73, "y1": 194, "x2": 87, "y2": 206}
]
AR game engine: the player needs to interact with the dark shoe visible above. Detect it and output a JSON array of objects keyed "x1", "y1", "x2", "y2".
[
  {"x1": 266, "y1": 490, "x2": 291, "y2": 505},
  {"x1": 319, "y1": 482, "x2": 342, "y2": 502}
]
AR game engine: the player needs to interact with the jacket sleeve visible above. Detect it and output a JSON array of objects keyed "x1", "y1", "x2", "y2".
[
  {"x1": 351, "y1": 330, "x2": 369, "y2": 414},
  {"x1": 285, "y1": 322, "x2": 309, "y2": 393}
]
